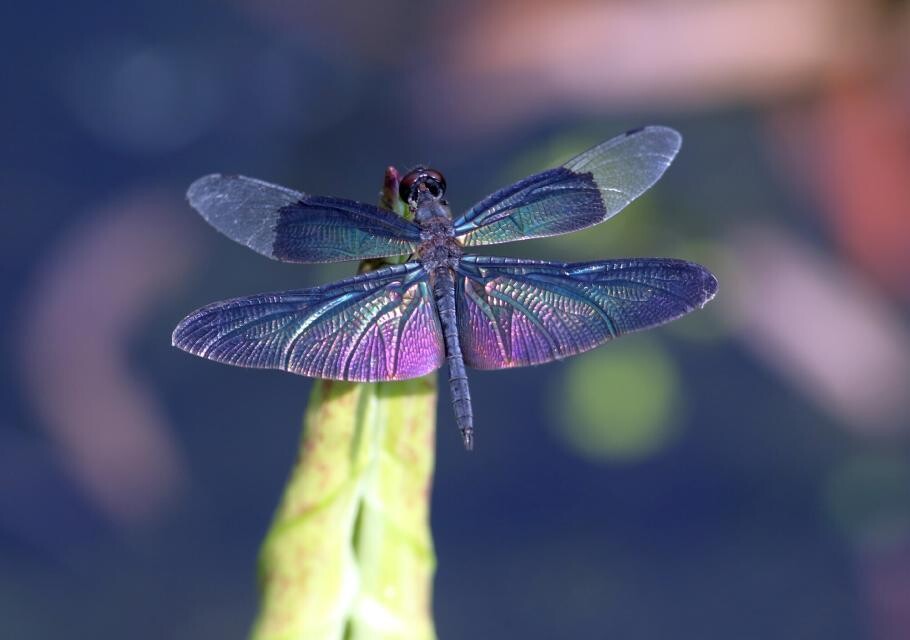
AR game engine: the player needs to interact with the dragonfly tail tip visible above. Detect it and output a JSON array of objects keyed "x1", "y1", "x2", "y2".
[{"x1": 461, "y1": 429, "x2": 474, "y2": 451}]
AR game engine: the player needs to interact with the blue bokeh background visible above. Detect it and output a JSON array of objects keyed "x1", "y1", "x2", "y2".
[{"x1": 3, "y1": 1, "x2": 910, "y2": 638}]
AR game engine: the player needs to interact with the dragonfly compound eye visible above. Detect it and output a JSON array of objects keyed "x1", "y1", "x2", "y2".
[{"x1": 399, "y1": 167, "x2": 447, "y2": 203}]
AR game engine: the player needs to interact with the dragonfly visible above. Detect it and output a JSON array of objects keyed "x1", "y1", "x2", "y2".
[{"x1": 172, "y1": 126, "x2": 717, "y2": 450}]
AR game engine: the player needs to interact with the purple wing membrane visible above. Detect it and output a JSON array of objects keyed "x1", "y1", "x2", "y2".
[
  {"x1": 187, "y1": 174, "x2": 420, "y2": 263},
  {"x1": 172, "y1": 263, "x2": 444, "y2": 381},
  {"x1": 452, "y1": 126, "x2": 681, "y2": 247},
  {"x1": 455, "y1": 255, "x2": 717, "y2": 369}
]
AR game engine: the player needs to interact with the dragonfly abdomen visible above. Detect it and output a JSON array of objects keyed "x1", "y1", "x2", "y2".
[{"x1": 432, "y1": 267, "x2": 474, "y2": 450}]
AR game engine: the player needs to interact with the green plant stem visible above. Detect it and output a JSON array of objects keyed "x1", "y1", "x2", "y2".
[{"x1": 250, "y1": 168, "x2": 438, "y2": 640}]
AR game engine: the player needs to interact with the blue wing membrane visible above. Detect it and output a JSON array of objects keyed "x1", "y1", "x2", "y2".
[
  {"x1": 455, "y1": 255, "x2": 717, "y2": 369},
  {"x1": 452, "y1": 126, "x2": 682, "y2": 246},
  {"x1": 187, "y1": 174, "x2": 421, "y2": 263},
  {"x1": 172, "y1": 263, "x2": 444, "y2": 382}
]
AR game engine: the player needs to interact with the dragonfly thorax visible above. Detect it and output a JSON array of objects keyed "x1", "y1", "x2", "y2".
[{"x1": 416, "y1": 201, "x2": 462, "y2": 271}]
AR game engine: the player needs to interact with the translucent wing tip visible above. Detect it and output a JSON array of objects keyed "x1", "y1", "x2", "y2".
[
  {"x1": 186, "y1": 173, "x2": 303, "y2": 216},
  {"x1": 186, "y1": 173, "x2": 273, "y2": 220},
  {"x1": 186, "y1": 173, "x2": 225, "y2": 211},
  {"x1": 570, "y1": 125, "x2": 683, "y2": 169},
  {"x1": 625, "y1": 125, "x2": 682, "y2": 151}
]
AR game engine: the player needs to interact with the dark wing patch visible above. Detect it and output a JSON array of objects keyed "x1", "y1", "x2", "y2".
[{"x1": 188, "y1": 174, "x2": 420, "y2": 264}]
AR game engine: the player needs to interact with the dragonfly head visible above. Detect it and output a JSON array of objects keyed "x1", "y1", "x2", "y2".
[{"x1": 399, "y1": 166, "x2": 447, "y2": 207}]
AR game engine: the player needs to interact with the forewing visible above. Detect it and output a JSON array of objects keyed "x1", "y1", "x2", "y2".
[
  {"x1": 187, "y1": 174, "x2": 421, "y2": 263},
  {"x1": 452, "y1": 126, "x2": 681, "y2": 246},
  {"x1": 172, "y1": 264, "x2": 444, "y2": 381},
  {"x1": 455, "y1": 255, "x2": 716, "y2": 369}
]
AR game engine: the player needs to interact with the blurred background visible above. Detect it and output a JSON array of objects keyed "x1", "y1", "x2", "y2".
[{"x1": 3, "y1": 0, "x2": 910, "y2": 638}]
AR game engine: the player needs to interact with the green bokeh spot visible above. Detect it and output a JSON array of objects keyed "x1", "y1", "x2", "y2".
[{"x1": 552, "y1": 338, "x2": 683, "y2": 462}]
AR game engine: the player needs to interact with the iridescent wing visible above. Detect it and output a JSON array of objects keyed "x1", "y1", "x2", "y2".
[
  {"x1": 172, "y1": 263, "x2": 443, "y2": 381},
  {"x1": 187, "y1": 174, "x2": 421, "y2": 263},
  {"x1": 455, "y1": 255, "x2": 717, "y2": 369},
  {"x1": 452, "y1": 126, "x2": 681, "y2": 247}
]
